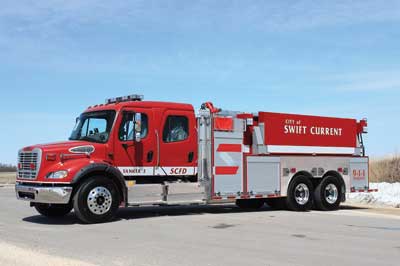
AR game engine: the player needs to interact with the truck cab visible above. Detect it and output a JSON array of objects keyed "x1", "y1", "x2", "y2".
[{"x1": 16, "y1": 95, "x2": 200, "y2": 223}]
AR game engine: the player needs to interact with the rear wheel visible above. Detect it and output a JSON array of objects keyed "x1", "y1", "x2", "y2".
[
  {"x1": 34, "y1": 203, "x2": 73, "y2": 218},
  {"x1": 236, "y1": 199, "x2": 265, "y2": 210},
  {"x1": 314, "y1": 176, "x2": 342, "y2": 211},
  {"x1": 73, "y1": 176, "x2": 120, "y2": 224},
  {"x1": 286, "y1": 175, "x2": 313, "y2": 211}
]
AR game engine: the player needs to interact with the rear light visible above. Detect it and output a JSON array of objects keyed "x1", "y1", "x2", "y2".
[
  {"x1": 290, "y1": 168, "x2": 297, "y2": 174},
  {"x1": 337, "y1": 167, "x2": 343, "y2": 173},
  {"x1": 350, "y1": 187, "x2": 356, "y2": 193}
]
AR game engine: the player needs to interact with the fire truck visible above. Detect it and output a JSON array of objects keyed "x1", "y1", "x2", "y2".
[{"x1": 15, "y1": 95, "x2": 373, "y2": 223}]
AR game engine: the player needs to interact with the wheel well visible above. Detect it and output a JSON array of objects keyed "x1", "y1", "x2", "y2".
[
  {"x1": 289, "y1": 171, "x2": 314, "y2": 190},
  {"x1": 292, "y1": 171, "x2": 314, "y2": 180},
  {"x1": 72, "y1": 171, "x2": 125, "y2": 204}
]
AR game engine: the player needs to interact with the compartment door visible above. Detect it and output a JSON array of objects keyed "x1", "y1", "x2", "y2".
[
  {"x1": 350, "y1": 157, "x2": 369, "y2": 190},
  {"x1": 247, "y1": 156, "x2": 281, "y2": 195}
]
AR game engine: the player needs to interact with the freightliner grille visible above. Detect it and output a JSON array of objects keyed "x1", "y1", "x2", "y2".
[{"x1": 17, "y1": 150, "x2": 41, "y2": 179}]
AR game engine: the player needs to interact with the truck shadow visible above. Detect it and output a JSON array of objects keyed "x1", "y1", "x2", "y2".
[
  {"x1": 22, "y1": 204, "x2": 275, "y2": 225},
  {"x1": 22, "y1": 204, "x2": 367, "y2": 225},
  {"x1": 117, "y1": 204, "x2": 274, "y2": 221}
]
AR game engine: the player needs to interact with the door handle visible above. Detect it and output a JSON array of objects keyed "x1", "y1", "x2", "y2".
[
  {"x1": 188, "y1": 152, "x2": 194, "y2": 163},
  {"x1": 147, "y1": 151, "x2": 154, "y2": 162}
]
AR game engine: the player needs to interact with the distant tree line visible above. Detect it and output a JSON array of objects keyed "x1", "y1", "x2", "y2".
[{"x1": 0, "y1": 163, "x2": 17, "y2": 172}]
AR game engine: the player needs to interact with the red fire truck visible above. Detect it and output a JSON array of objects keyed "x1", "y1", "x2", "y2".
[{"x1": 15, "y1": 95, "x2": 373, "y2": 223}]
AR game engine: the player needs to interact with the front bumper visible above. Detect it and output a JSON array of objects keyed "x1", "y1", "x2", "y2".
[{"x1": 15, "y1": 184, "x2": 73, "y2": 204}]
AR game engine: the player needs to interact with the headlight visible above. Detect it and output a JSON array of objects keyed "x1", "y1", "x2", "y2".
[{"x1": 47, "y1": 170, "x2": 68, "y2": 179}]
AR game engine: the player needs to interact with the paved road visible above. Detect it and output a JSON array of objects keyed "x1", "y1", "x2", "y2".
[{"x1": 1, "y1": 186, "x2": 400, "y2": 266}]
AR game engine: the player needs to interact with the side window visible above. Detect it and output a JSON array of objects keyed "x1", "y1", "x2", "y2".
[
  {"x1": 119, "y1": 112, "x2": 148, "y2": 141},
  {"x1": 163, "y1": 116, "x2": 189, "y2": 143}
]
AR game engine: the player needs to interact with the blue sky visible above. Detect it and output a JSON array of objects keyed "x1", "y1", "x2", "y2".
[{"x1": 1, "y1": 0, "x2": 400, "y2": 164}]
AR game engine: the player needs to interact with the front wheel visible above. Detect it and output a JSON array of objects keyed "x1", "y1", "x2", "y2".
[
  {"x1": 73, "y1": 177, "x2": 120, "y2": 224},
  {"x1": 286, "y1": 175, "x2": 314, "y2": 211},
  {"x1": 313, "y1": 176, "x2": 342, "y2": 211},
  {"x1": 34, "y1": 203, "x2": 73, "y2": 218}
]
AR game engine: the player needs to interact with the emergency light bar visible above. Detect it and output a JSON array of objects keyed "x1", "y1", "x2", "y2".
[{"x1": 106, "y1": 94, "x2": 143, "y2": 104}]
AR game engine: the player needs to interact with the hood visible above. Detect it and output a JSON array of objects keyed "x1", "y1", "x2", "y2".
[{"x1": 22, "y1": 141, "x2": 91, "y2": 153}]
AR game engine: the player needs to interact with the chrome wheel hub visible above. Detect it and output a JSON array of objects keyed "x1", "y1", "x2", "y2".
[
  {"x1": 87, "y1": 186, "x2": 112, "y2": 215},
  {"x1": 294, "y1": 183, "x2": 310, "y2": 205},
  {"x1": 325, "y1": 183, "x2": 338, "y2": 204}
]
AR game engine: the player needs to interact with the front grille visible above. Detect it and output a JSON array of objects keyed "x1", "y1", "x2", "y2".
[{"x1": 18, "y1": 150, "x2": 41, "y2": 179}]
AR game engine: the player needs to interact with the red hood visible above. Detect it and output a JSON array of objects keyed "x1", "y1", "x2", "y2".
[
  {"x1": 23, "y1": 141, "x2": 87, "y2": 151},
  {"x1": 18, "y1": 141, "x2": 109, "y2": 183}
]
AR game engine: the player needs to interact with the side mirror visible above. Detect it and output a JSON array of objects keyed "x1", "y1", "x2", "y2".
[{"x1": 134, "y1": 113, "x2": 142, "y2": 142}]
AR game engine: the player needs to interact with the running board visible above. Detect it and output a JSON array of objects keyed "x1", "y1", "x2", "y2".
[{"x1": 126, "y1": 182, "x2": 206, "y2": 205}]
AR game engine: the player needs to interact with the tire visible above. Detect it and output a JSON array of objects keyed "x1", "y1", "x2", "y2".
[
  {"x1": 34, "y1": 203, "x2": 73, "y2": 218},
  {"x1": 236, "y1": 199, "x2": 265, "y2": 210},
  {"x1": 314, "y1": 176, "x2": 342, "y2": 211},
  {"x1": 286, "y1": 175, "x2": 313, "y2": 211},
  {"x1": 73, "y1": 176, "x2": 120, "y2": 224},
  {"x1": 265, "y1": 198, "x2": 287, "y2": 210}
]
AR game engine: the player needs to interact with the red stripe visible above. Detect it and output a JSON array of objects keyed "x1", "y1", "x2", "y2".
[
  {"x1": 217, "y1": 144, "x2": 242, "y2": 152},
  {"x1": 215, "y1": 166, "x2": 239, "y2": 175}
]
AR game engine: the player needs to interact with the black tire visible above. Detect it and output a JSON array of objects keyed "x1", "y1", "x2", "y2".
[
  {"x1": 265, "y1": 198, "x2": 287, "y2": 210},
  {"x1": 73, "y1": 176, "x2": 120, "y2": 224},
  {"x1": 314, "y1": 176, "x2": 342, "y2": 211},
  {"x1": 34, "y1": 203, "x2": 73, "y2": 218},
  {"x1": 286, "y1": 175, "x2": 313, "y2": 211},
  {"x1": 236, "y1": 199, "x2": 265, "y2": 210}
]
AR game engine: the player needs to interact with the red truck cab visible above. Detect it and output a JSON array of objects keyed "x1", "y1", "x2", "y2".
[{"x1": 16, "y1": 95, "x2": 199, "y2": 223}]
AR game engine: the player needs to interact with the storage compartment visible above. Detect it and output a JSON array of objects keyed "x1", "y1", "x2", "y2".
[
  {"x1": 247, "y1": 156, "x2": 280, "y2": 194},
  {"x1": 350, "y1": 157, "x2": 369, "y2": 190}
]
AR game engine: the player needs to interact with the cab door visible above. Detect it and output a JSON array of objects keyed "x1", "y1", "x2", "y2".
[
  {"x1": 113, "y1": 107, "x2": 156, "y2": 177},
  {"x1": 157, "y1": 109, "x2": 197, "y2": 176}
]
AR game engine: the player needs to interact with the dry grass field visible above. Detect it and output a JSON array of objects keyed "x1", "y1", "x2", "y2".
[
  {"x1": 0, "y1": 172, "x2": 16, "y2": 184},
  {"x1": 370, "y1": 155, "x2": 400, "y2": 183}
]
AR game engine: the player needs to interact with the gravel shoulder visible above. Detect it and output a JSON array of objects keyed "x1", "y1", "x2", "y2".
[
  {"x1": 0, "y1": 172, "x2": 15, "y2": 184},
  {"x1": 0, "y1": 241, "x2": 95, "y2": 266}
]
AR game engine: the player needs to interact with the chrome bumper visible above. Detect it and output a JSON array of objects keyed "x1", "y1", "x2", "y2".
[{"x1": 15, "y1": 184, "x2": 73, "y2": 204}]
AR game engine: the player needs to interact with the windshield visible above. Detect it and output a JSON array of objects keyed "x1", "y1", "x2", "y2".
[{"x1": 69, "y1": 111, "x2": 116, "y2": 143}]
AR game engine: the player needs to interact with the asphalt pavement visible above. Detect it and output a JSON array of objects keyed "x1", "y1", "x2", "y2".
[{"x1": 0, "y1": 185, "x2": 399, "y2": 266}]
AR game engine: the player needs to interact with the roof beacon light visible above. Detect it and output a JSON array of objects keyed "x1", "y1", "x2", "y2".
[{"x1": 106, "y1": 94, "x2": 143, "y2": 104}]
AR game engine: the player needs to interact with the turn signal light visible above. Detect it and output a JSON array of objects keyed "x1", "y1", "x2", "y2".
[{"x1": 46, "y1": 154, "x2": 57, "y2": 161}]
